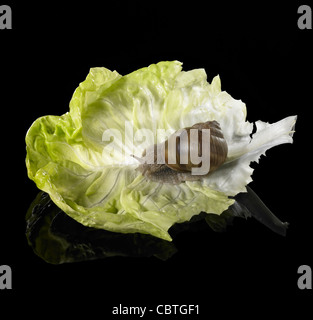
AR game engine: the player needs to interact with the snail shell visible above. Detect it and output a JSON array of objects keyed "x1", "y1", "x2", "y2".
[
  {"x1": 164, "y1": 120, "x2": 228, "y2": 173},
  {"x1": 136, "y1": 120, "x2": 228, "y2": 184}
]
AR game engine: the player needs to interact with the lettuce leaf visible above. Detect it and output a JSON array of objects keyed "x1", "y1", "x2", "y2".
[{"x1": 25, "y1": 61, "x2": 296, "y2": 241}]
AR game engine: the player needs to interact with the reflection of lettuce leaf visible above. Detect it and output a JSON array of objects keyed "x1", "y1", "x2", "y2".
[
  {"x1": 26, "y1": 61, "x2": 296, "y2": 241},
  {"x1": 26, "y1": 187, "x2": 289, "y2": 264},
  {"x1": 25, "y1": 192, "x2": 231, "y2": 264},
  {"x1": 26, "y1": 192, "x2": 177, "y2": 264}
]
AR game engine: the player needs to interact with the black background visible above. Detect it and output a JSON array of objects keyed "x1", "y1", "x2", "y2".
[{"x1": 1, "y1": 0, "x2": 312, "y2": 317}]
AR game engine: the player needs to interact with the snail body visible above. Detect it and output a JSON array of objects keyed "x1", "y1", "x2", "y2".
[{"x1": 136, "y1": 121, "x2": 228, "y2": 184}]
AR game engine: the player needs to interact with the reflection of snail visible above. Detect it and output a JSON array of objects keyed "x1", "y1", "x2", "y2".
[{"x1": 135, "y1": 121, "x2": 228, "y2": 184}]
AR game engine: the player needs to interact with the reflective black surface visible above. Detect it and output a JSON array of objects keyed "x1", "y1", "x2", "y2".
[
  {"x1": 26, "y1": 192, "x2": 177, "y2": 263},
  {"x1": 26, "y1": 187, "x2": 288, "y2": 264}
]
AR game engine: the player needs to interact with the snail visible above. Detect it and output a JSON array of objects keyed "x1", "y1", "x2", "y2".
[{"x1": 134, "y1": 120, "x2": 228, "y2": 184}]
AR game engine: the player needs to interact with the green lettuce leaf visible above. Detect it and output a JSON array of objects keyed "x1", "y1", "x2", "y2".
[{"x1": 26, "y1": 61, "x2": 296, "y2": 241}]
